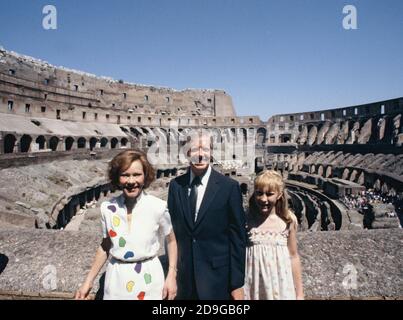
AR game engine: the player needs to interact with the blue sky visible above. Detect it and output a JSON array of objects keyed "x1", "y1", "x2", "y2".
[{"x1": 0, "y1": 0, "x2": 402, "y2": 120}]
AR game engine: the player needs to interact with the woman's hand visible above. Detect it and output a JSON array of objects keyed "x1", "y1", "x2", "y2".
[
  {"x1": 75, "y1": 281, "x2": 93, "y2": 300},
  {"x1": 162, "y1": 272, "x2": 177, "y2": 300}
]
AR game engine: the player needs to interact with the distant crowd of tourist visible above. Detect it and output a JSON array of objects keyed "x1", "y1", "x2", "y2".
[{"x1": 341, "y1": 190, "x2": 403, "y2": 226}]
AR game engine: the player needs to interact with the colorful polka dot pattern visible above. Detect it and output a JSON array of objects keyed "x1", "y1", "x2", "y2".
[
  {"x1": 107, "y1": 205, "x2": 116, "y2": 213},
  {"x1": 106, "y1": 200, "x2": 157, "y2": 300},
  {"x1": 124, "y1": 251, "x2": 134, "y2": 259},
  {"x1": 119, "y1": 237, "x2": 126, "y2": 247},
  {"x1": 134, "y1": 262, "x2": 142, "y2": 274},
  {"x1": 113, "y1": 215, "x2": 120, "y2": 227},
  {"x1": 144, "y1": 273, "x2": 152, "y2": 285},
  {"x1": 126, "y1": 281, "x2": 134, "y2": 292}
]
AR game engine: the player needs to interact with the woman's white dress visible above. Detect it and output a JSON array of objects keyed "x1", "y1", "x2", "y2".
[
  {"x1": 100, "y1": 191, "x2": 172, "y2": 300},
  {"x1": 244, "y1": 224, "x2": 296, "y2": 300}
]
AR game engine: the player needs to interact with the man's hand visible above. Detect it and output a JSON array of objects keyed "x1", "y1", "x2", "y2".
[{"x1": 231, "y1": 287, "x2": 244, "y2": 300}]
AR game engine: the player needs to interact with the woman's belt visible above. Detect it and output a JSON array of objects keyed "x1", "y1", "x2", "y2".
[{"x1": 110, "y1": 255, "x2": 156, "y2": 264}]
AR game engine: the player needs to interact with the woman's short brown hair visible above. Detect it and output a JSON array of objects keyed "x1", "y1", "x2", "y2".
[{"x1": 108, "y1": 149, "x2": 155, "y2": 190}]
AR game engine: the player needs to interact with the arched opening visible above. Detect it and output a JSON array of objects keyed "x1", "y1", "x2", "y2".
[
  {"x1": 358, "y1": 172, "x2": 365, "y2": 185},
  {"x1": 317, "y1": 165, "x2": 324, "y2": 177},
  {"x1": 111, "y1": 138, "x2": 119, "y2": 149},
  {"x1": 35, "y1": 135, "x2": 46, "y2": 150},
  {"x1": 240, "y1": 128, "x2": 247, "y2": 142},
  {"x1": 350, "y1": 170, "x2": 358, "y2": 182},
  {"x1": 240, "y1": 183, "x2": 248, "y2": 196},
  {"x1": 381, "y1": 182, "x2": 389, "y2": 195},
  {"x1": 255, "y1": 157, "x2": 263, "y2": 174},
  {"x1": 256, "y1": 127, "x2": 267, "y2": 145},
  {"x1": 65, "y1": 137, "x2": 74, "y2": 151},
  {"x1": 172, "y1": 168, "x2": 178, "y2": 176},
  {"x1": 89, "y1": 137, "x2": 98, "y2": 151},
  {"x1": 325, "y1": 166, "x2": 332, "y2": 178},
  {"x1": 4, "y1": 134, "x2": 16, "y2": 153},
  {"x1": 130, "y1": 127, "x2": 143, "y2": 139},
  {"x1": 140, "y1": 127, "x2": 150, "y2": 135},
  {"x1": 20, "y1": 135, "x2": 32, "y2": 153},
  {"x1": 77, "y1": 137, "x2": 86, "y2": 149},
  {"x1": 100, "y1": 138, "x2": 108, "y2": 148},
  {"x1": 121, "y1": 138, "x2": 128, "y2": 147},
  {"x1": 279, "y1": 134, "x2": 292, "y2": 143},
  {"x1": 342, "y1": 168, "x2": 350, "y2": 180},
  {"x1": 374, "y1": 179, "x2": 381, "y2": 191},
  {"x1": 49, "y1": 136, "x2": 59, "y2": 151}
]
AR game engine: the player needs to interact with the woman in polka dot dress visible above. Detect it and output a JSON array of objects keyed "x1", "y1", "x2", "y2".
[{"x1": 75, "y1": 150, "x2": 178, "y2": 300}]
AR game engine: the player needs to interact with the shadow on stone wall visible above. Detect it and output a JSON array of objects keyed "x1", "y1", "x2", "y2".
[
  {"x1": 95, "y1": 272, "x2": 105, "y2": 300},
  {"x1": 0, "y1": 254, "x2": 8, "y2": 275}
]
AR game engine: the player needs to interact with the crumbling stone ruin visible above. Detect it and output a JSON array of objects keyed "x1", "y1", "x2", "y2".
[{"x1": 0, "y1": 48, "x2": 402, "y2": 299}]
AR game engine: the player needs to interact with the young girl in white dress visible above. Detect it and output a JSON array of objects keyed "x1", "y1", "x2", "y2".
[
  {"x1": 244, "y1": 170, "x2": 304, "y2": 300},
  {"x1": 75, "y1": 150, "x2": 178, "y2": 300}
]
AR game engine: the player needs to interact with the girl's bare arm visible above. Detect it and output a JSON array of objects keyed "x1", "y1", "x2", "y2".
[{"x1": 288, "y1": 222, "x2": 304, "y2": 299}]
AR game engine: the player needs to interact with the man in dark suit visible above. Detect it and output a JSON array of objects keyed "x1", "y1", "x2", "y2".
[{"x1": 168, "y1": 131, "x2": 246, "y2": 300}]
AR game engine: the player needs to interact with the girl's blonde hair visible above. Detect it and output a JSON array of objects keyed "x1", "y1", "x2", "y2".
[{"x1": 249, "y1": 170, "x2": 296, "y2": 225}]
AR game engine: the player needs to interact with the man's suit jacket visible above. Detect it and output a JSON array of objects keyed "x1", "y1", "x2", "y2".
[{"x1": 168, "y1": 168, "x2": 246, "y2": 299}]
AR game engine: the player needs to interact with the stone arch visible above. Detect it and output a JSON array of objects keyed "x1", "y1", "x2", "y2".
[
  {"x1": 130, "y1": 127, "x2": 143, "y2": 138},
  {"x1": 111, "y1": 137, "x2": 119, "y2": 149},
  {"x1": 121, "y1": 137, "x2": 128, "y2": 147},
  {"x1": 357, "y1": 171, "x2": 365, "y2": 185},
  {"x1": 89, "y1": 137, "x2": 98, "y2": 151},
  {"x1": 240, "y1": 183, "x2": 248, "y2": 196},
  {"x1": 389, "y1": 187, "x2": 397, "y2": 197},
  {"x1": 4, "y1": 134, "x2": 16, "y2": 153},
  {"x1": 256, "y1": 127, "x2": 267, "y2": 145},
  {"x1": 325, "y1": 166, "x2": 332, "y2": 178},
  {"x1": 65, "y1": 137, "x2": 74, "y2": 151},
  {"x1": 77, "y1": 137, "x2": 86, "y2": 149},
  {"x1": 342, "y1": 168, "x2": 350, "y2": 180},
  {"x1": 171, "y1": 168, "x2": 178, "y2": 176},
  {"x1": 49, "y1": 136, "x2": 59, "y2": 151},
  {"x1": 240, "y1": 128, "x2": 247, "y2": 142},
  {"x1": 350, "y1": 169, "x2": 358, "y2": 182},
  {"x1": 35, "y1": 135, "x2": 46, "y2": 150},
  {"x1": 100, "y1": 137, "x2": 108, "y2": 148},
  {"x1": 140, "y1": 127, "x2": 150, "y2": 135},
  {"x1": 310, "y1": 165, "x2": 316, "y2": 174},
  {"x1": 20, "y1": 134, "x2": 32, "y2": 153},
  {"x1": 279, "y1": 134, "x2": 292, "y2": 143},
  {"x1": 381, "y1": 182, "x2": 389, "y2": 194},
  {"x1": 307, "y1": 125, "x2": 318, "y2": 145},
  {"x1": 374, "y1": 179, "x2": 381, "y2": 191},
  {"x1": 255, "y1": 157, "x2": 263, "y2": 174},
  {"x1": 317, "y1": 165, "x2": 324, "y2": 177}
]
